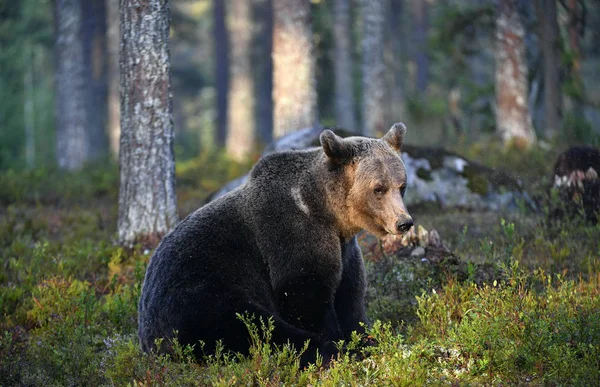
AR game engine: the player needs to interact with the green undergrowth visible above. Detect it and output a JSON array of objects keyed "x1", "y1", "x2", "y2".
[{"x1": 2, "y1": 145, "x2": 600, "y2": 385}]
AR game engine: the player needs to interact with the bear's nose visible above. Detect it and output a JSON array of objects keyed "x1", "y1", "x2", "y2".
[{"x1": 396, "y1": 218, "x2": 414, "y2": 233}]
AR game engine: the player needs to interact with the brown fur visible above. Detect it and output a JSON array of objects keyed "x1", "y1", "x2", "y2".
[{"x1": 138, "y1": 123, "x2": 412, "y2": 366}]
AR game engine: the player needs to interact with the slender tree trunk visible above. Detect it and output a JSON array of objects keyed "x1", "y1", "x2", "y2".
[
  {"x1": 82, "y1": 0, "x2": 109, "y2": 159},
  {"x1": 494, "y1": 0, "x2": 536, "y2": 147},
  {"x1": 226, "y1": 0, "x2": 254, "y2": 160},
  {"x1": 566, "y1": 0, "x2": 585, "y2": 134},
  {"x1": 537, "y1": 0, "x2": 561, "y2": 137},
  {"x1": 384, "y1": 0, "x2": 406, "y2": 126},
  {"x1": 24, "y1": 45, "x2": 35, "y2": 168},
  {"x1": 252, "y1": 0, "x2": 273, "y2": 145},
  {"x1": 272, "y1": 0, "x2": 317, "y2": 137},
  {"x1": 213, "y1": 0, "x2": 229, "y2": 147},
  {"x1": 55, "y1": 0, "x2": 89, "y2": 170},
  {"x1": 333, "y1": 0, "x2": 356, "y2": 132},
  {"x1": 413, "y1": 0, "x2": 429, "y2": 94},
  {"x1": 361, "y1": 0, "x2": 385, "y2": 136},
  {"x1": 118, "y1": 0, "x2": 178, "y2": 246},
  {"x1": 106, "y1": 0, "x2": 121, "y2": 158}
]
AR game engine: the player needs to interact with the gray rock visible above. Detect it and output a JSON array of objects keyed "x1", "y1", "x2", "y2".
[{"x1": 410, "y1": 246, "x2": 426, "y2": 258}]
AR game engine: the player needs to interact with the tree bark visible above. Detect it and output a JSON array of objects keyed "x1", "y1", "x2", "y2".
[
  {"x1": 213, "y1": 0, "x2": 229, "y2": 147},
  {"x1": 82, "y1": 0, "x2": 109, "y2": 159},
  {"x1": 252, "y1": 0, "x2": 273, "y2": 145},
  {"x1": 565, "y1": 0, "x2": 585, "y2": 135},
  {"x1": 384, "y1": 0, "x2": 406, "y2": 127},
  {"x1": 54, "y1": 0, "x2": 90, "y2": 170},
  {"x1": 537, "y1": 0, "x2": 561, "y2": 137},
  {"x1": 226, "y1": 0, "x2": 254, "y2": 160},
  {"x1": 118, "y1": 0, "x2": 178, "y2": 246},
  {"x1": 272, "y1": 0, "x2": 317, "y2": 137},
  {"x1": 24, "y1": 45, "x2": 36, "y2": 169},
  {"x1": 106, "y1": 0, "x2": 121, "y2": 158},
  {"x1": 494, "y1": 0, "x2": 536, "y2": 147},
  {"x1": 333, "y1": 0, "x2": 356, "y2": 132},
  {"x1": 413, "y1": 0, "x2": 429, "y2": 94},
  {"x1": 361, "y1": 0, "x2": 385, "y2": 136}
]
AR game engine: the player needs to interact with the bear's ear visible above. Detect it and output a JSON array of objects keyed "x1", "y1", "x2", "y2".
[
  {"x1": 382, "y1": 122, "x2": 407, "y2": 152},
  {"x1": 320, "y1": 130, "x2": 353, "y2": 163}
]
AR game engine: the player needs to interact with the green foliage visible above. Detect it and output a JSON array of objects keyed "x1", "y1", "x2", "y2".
[
  {"x1": 0, "y1": 0, "x2": 54, "y2": 169},
  {"x1": 0, "y1": 162, "x2": 119, "y2": 205}
]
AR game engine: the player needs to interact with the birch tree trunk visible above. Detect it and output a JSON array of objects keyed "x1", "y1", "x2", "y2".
[
  {"x1": 494, "y1": 0, "x2": 536, "y2": 147},
  {"x1": 226, "y1": 0, "x2": 254, "y2": 160},
  {"x1": 213, "y1": 0, "x2": 229, "y2": 147},
  {"x1": 537, "y1": 0, "x2": 561, "y2": 137},
  {"x1": 118, "y1": 0, "x2": 178, "y2": 246},
  {"x1": 252, "y1": 0, "x2": 273, "y2": 145},
  {"x1": 333, "y1": 0, "x2": 356, "y2": 132},
  {"x1": 361, "y1": 0, "x2": 385, "y2": 136},
  {"x1": 55, "y1": 0, "x2": 89, "y2": 170},
  {"x1": 106, "y1": 0, "x2": 121, "y2": 158},
  {"x1": 273, "y1": 0, "x2": 317, "y2": 137}
]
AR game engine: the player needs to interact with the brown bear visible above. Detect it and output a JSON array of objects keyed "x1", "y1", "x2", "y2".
[{"x1": 138, "y1": 123, "x2": 413, "y2": 364}]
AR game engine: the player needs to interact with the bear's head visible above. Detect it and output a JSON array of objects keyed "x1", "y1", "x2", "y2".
[{"x1": 320, "y1": 123, "x2": 413, "y2": 238}]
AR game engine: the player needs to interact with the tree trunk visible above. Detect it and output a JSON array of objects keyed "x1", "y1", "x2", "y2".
[
  {"x1": 252, "y1": 0, "x2": 273, "y2": 145},
  {"x1": 24, "y1": 45, "x2": 35, "y2": 169},
  {"x1": 106, "y1": 0, "x2": 121, "y2": 158},
  {"x1": 384, "y1": 0, "x2": 406, "y2": 127},
  {"x1": 272, "y1": 0, "x2": 317, "y2": 137},
  {"x1": 565, "y1": 0, "x2": 585, "y2": 135},
  {"x1": 333, "y1": 0, "x2": 356, "y2": 132},
  {"x1": 54, "y1": 0, "x2": 89, "y2": 170},
  {"x1": 361, "y1": 0, "x2": 385, "y2": 136},
  {"x1": 82, "y1": 0, "x2": 109, "y2": 159},
  {"x1": 118, "y1": 0, "x2": 178, "y2": 246},
  {"x1": 213, "y1": 0, "x2": 229, "y2": 147},
  {"x1": 226, "y1": 0, "x2": 254, "y2": 160},
  {"x1": 537, "y1": 0, "x2": 561, "y2": 137},
  {"x1": 494, "y1": 0, "x2": 536, "y2": 148},
  {"x1": 413, "y1": 0, "x2": 429, "y2": 94}
]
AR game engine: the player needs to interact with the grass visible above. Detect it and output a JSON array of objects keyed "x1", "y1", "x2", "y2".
[{"x1": 1, "y1": 145, "x2": 599, "y2": 386}]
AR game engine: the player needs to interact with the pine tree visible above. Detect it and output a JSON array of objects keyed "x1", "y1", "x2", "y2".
[
  {"x1": 106, "y1": 0, "x2": 120, "y2": 157},
  {"x1": 213, "y1": 0, "x2": 229, "y2": 147},
  {"x1": 226, "y1": 0, "x2": 254, "y2": 160},
  {"x1": 361, "y1": 0, "x2": 385, "y2": 136},
  {"x1": 118, "y1": 0, "x2": 178, "y2": 246},
  {"x1": 273, "y1": 0, "x2": 317, "y2": 137},
  {"x1": 55, "y1": 0, "x2": 89, "y2": 170},
  {"x1": 252, "y1": 0, "x2": 273, "y2": 144},
  {"x1": 333, "y1": 0, "x2": 357, "y2": 132},
  {"x1": 495, "y1": 0, "x2": 536, "y2": 147}
]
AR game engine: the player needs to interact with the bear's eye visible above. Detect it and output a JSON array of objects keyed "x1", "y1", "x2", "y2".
[
  {"x1": 373, "y1": 185, "x2": 385, "y2": 196},
  {"x1": 400, "y1": 185, "x2": 406, "y2": 197}
]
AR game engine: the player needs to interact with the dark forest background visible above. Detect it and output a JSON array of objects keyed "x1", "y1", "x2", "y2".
[{"x1": 1, "y1": 0, "x2": 600, "y2": 170}]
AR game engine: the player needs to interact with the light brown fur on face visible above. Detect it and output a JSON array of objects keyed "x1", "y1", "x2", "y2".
[
  {"x1": 346, "y1": 144, "x2": 411, "y2": 238},
  {"x1": 320, "y1": 123, "x2": 413, "y2": 239}
]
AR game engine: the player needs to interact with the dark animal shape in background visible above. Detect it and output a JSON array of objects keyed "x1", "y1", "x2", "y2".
[
  {"x1": 138, "y1": 124, "x2": 412, "y2": 366},
  {"x1": 551, "y1": 145, "x2": 600, "y2": 223}
]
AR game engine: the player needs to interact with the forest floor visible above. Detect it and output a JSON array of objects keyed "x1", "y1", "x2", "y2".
[{"x1": 1, "y1": 144, "x2": 599, "y2": 386}]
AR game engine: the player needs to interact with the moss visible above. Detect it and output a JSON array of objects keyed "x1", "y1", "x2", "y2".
[
  {"x1": 416, "y1": 167, "x2": 433, "y2": 181},
  {"x1": 464, "y1": 168, "x2": 490, "y2": 195}
]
